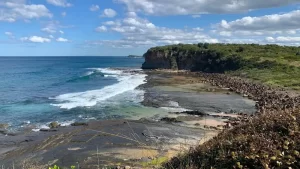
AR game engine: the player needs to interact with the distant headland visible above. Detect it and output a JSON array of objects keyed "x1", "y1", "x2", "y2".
[{"x1": 128, "y1": 55, "x2": 143, "y2": 58}]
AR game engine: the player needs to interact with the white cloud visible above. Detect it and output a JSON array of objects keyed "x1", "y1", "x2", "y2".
[
  {"x1": 42, "y1": 27, "x2": 56, "y2": 34},
  {"x1": 95, "y1": 26, "x2": 107, "y2": 32},
  {"x1": 101, "y1": 8, "x2": 117, "y2": 18},
  {"x1": 117, "y1": 0, "x2": 300, "y2": 15},
  {"x1": 21, "y1": 36, "x2": 51, "y2": 43},
  {"x1": 56, "y1": 37, "x2": 69, "y2": 42},
  {"x1": 103, "y1": 21, "x2": 118, "y2": 26},
  {"x1": 61, "y1": 12, "x2": 66, "y2": 17},
  {"x1": 266, "y1": 36, "x2": 300, "y2": 43},
  {"x1": 219, "y1": 31, "x2": 232, "y2": 37},
  {"x1": 41, "y1": 21, "x2": 69, "y2": 35},
  {"x1": 89, "y1": 14, "x2": 218, "y2": 48},
  {"x1": 49, "y1": 35, "x2": 54, "y2": 39},
  {"x1": 265, "y1": 37, "x2": 275, "y2": 42},
  {"x1": 90, "y1": 5, "x2": 99, "y2": 11},
  {"x1": 192, "y1": 15, "x2": 201, "y2": 18},
  {"x1": 218, "y1": 10, "x2": 300, "y2": 32},
  {"x1": 0, "y1": 1, "x2": 52, "y2": 22},
  {"x1": 192, "y1": 27, "x2": 204, "y2": 31},
  {"x1": 46, "y1": 0, "x2": 72, "y2": 7},
  {"x1": 213, "y1": 9, "x2": 300, "y2": 42},
  {"x1": 5, "y1": 32, "x2": 13, "y2": 36}
]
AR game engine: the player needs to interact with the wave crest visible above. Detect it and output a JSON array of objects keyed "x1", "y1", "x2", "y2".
[{"x1": 50, "y1": 68, "x2": 146, "y2": 109}]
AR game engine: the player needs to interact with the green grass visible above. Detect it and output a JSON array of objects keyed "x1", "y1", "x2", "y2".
[
  {"x1": 141, "y1": 156, "x2": 169, "y2": 168},
  {"x1": 146, "y1": 43, "x2": 300, "y2": 89}
]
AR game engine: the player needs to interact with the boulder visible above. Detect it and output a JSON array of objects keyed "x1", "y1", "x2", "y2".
[
  {"x1": 71, "y1": 122, "x2": 88, "y2": 126},
  {"x1": 49, "y1": 122, "x2": 60, "y2": 129},
  {"x1": 160, "y1": 117, "x2": 181, "y2": 123},
  {"x1": 0, "y1": 123, "x2": 9, "y2": 129}
]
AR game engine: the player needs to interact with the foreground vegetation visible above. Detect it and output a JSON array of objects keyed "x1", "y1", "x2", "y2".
[
  {"x1": 145, "y1": 43, "x2": 300, "y2": 89},
  {"x1": 163, "y1": 109, "x2": 300, "y2": 169}
]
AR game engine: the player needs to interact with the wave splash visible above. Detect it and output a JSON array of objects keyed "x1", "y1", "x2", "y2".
[
  {"x1": 51, "y1": 68, "x2": 147, "y2": 109},
  {"x1": 66, "y1": 69, "x2": 105, "y2": 83}
]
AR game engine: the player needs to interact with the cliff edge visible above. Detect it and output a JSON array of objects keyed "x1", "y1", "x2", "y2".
[{"x1": 142, "y1": 43, "x2": 300, "y2": 89}]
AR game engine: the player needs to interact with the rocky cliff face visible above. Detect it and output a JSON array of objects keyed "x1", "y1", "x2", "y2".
[
  {"x1": 142, "y1": 49, "x2": 198, "y2": 70},
  {"x1": 142, "y1": 47, "x2": 242, "y2": 72},
  {"x1": 141, "y1": 50, "x2": 174, "y2": 69}
]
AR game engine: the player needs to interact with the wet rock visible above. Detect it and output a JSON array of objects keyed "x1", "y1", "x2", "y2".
[
  {"x1": 40, "y1": 128, "x2": 59, "y2": 132},
  {"x1": 139, "y1": 118, "x2": 155, "y2": 123},
  {"x1": 71, "y1": 122, "x2": 88, "y2": 126},
  {"x1": 0, "y1": 129, "x2": 8, "y2": 135},
  {"x1": 161, "y1": 117, "x2": 181, "y2": 123},
  {"x1": 204, "y1": 125, "x2": 209, "y2": 129},
  {"x1": 0, "y1": 123, "x2": 9, "y2": 129},
  {"x1": 211, "y1": 115, "x2": 221, "y2": 118},
  {"x1": 177, "y1": 111, "x2": 207, "y2": 116},
  {"x1": 209, "y1": 126, "x2": 219, "y2": 130},
  {"x1": 49, "y1": 122, "x2": 59, "y2": 129}
]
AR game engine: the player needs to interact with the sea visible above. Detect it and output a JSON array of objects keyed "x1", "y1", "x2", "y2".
[{"x1": 0, "y1": 57, "x2": 159, "y2": 131}]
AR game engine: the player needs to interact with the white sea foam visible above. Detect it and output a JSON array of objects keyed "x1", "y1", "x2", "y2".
[
  {"x1": 79, "y1": 115, "x2": 96, "y2": 120},
  {"x1": 32, "y1": 120, "x2": 75, "y2": 132},
  {"x1": 51, "y1": 68, "x2": 147, "y2": 109},
  {"x1": 32, "y1": 124, "x2": 49, "y2": 132},
  {"x1": 84, "y1": 71, "x2": 95, "y2": 76},
  {"x1": 160, "y1": 101, "x2": 191, "y2": 112}
]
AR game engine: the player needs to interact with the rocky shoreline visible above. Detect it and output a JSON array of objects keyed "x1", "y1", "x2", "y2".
[
  {"x1": 153, "y1": 70, "x2": 300, "y2": 128},
  {"x1": 1, "y1": 69, "x2": 297, "y2": 168}
]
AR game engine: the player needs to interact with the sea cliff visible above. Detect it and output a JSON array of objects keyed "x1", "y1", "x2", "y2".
[{"x1": 142, "y1": 43, "x2": 300, "y2": 89}]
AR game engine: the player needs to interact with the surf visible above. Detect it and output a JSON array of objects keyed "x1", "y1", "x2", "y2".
[{"x1": 50, "y1": 68, "x2": 147, "y2": 109}]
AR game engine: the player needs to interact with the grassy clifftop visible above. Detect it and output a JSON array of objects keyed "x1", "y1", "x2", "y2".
[{"x1": 143, "y1": 43, "x2": 300, "y2": 89}]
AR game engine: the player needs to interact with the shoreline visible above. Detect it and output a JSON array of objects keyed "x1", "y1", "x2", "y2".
[{"x1": 1, "y1": 69, "x2": 285, "y2": 168}]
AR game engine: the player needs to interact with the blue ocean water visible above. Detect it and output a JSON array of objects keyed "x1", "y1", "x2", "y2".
[{"x1": 0, "y1": 57, "x2": 146, "y2": 130}]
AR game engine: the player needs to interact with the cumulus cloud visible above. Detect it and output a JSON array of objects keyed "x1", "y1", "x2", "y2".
[
  {"x1": 90, "y1": 5, "x2": 99, "y2": 11},
  {"x1": 218, "y1": 10, "x2": 300, "y2": 32},
  {"x1": 59, "y1": 30, "x2": 64, "y2": 34},
  {"x1": 46, "y1": 0, "x2": 72, "y2": 7},
  {"x1": 56, "y1": 37, "x2": 68, "y2": 42},
  {"x1": 95, "y1": 26, "x2": 107, "y2": 32},
  {"x1": 101, "y1": 8, "x2": 117, "y2": 18},
  {"x1": 21, "y1": 36, "x2": 51, "y2": 43},
  {"x1": 0, "y1": 1, "x2": 52, "y2": 22},
  {"x1": 89, "y1": 13, "x2": 218, "y2": 48},
  {"x1": 266, "y1": 36, "x2": 300, "y2": 43},
  {"x1": 116, "y1": 0, "x2": 300, "y2": 15},
  {"x1": 214, "y1": 10, "x2": 300, "y2": 40}
]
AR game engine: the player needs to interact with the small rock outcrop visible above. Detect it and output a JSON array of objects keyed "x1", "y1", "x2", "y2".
[{"x1": 49, "y1": 122, "x2": 60, "y2": 129}]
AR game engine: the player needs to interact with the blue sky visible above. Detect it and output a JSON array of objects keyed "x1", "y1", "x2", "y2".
[{"x1": 1, "y1": 0, "x2": 300, "y2": 56}]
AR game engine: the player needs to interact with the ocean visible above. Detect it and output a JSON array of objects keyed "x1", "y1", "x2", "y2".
[{"x1": 0, "y1": 57, "x2": 151, "y2": 131}]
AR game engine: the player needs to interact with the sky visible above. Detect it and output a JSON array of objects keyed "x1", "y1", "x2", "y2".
[{"x1": 1, "y1": 0, "x2": 300, "y2": 56}]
